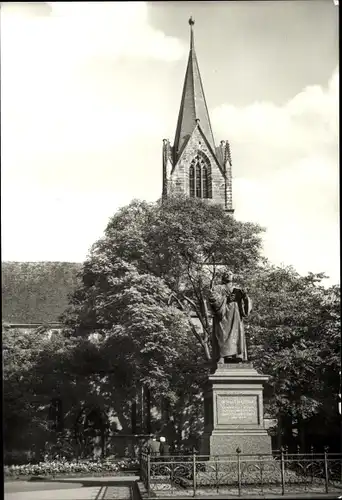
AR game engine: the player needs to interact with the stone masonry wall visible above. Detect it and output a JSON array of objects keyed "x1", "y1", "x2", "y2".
[{"x1": 170, "y1": 126, "x2": 227, "y2": 208}]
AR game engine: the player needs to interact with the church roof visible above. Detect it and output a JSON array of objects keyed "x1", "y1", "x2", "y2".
[
  {"x1": 215, "y1": 146, "x2": 224, "y2": 168},
  {"x1": 2, "y1": 261, "x2": 82, "y2": 324},
  {"x1": 173, "y1": 18, "x2": 216, "y2": 161}
]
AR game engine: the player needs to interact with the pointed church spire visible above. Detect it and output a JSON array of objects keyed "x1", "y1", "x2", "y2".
[{"x1": 173, "y1": 18, "x2": 216, "y2": 159}]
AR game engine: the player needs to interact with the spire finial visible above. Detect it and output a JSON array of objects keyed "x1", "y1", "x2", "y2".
[{"x1": 189, "y1": 17, "x2": 195, "y2": 49}]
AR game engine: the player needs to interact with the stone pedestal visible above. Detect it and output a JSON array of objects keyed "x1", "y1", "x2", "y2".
[{"x1": 200, "y1": 363, "x2": 272, "y2": 456}]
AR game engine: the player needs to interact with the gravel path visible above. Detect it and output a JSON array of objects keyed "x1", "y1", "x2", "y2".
[
  {"x1": 4, "y1": 476, "x2": 139, "y2": 500},
  {"x1": 95, "y1": 486, "x2": 131, "y2": 499}
]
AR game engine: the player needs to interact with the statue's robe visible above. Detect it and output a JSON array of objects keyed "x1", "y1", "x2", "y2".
[{"x1": 209, "y1": 285, "x2": 251, "y2": 362}]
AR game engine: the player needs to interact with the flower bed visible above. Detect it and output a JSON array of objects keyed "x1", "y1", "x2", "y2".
[{"x1": 4, "y1": 458, "x2": 140, "y2": 479}]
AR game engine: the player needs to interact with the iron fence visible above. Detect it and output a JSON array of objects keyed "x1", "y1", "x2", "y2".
[{"x1": 140, "y1": 447, "x2": 342, "y2": 497}]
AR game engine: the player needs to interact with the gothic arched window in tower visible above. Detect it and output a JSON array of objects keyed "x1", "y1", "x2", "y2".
[
  {"x1": 196, "y1": 164, "x2": 201, "y2": 197},
  {"x1": 189, "y1": 165, "x2": 195, "y2": 197},
  {"x1": 202, "y1": 165, "x2": 209, "y2": 198},
  {"x1": 189, "y1": 152, "x2": 212, "y2": 199}
]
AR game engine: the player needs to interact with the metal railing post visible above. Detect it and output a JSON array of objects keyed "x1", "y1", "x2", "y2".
[
  {"x1": 324, "y1": 446, "x2": 329, "y2": 494},
  {"x1": 259, "y1": 454, "x2": 264, "y2": 494},
  {"x1": 237, "y1": 447, "x2": 241, "y2": 496},
  {"x1": 139, "y1": 450, "x2": 142, "y2": 481},
  {"x1": 192, "y1": 447, "x2": 197, "y2": 497},
  {"x1": 280, "y1": 446, "x2": 285, "y2": 496},
  {"x1": 215, "y1": 455, "x2": 219, "y2": 493},
  {"x1": 147, "y1": 451, "x2": 151, "y2": 497}
]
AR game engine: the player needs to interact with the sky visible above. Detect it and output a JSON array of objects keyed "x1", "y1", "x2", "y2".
[{"x1": 1, "y1": 1, "x2": 339, "y2": 285}]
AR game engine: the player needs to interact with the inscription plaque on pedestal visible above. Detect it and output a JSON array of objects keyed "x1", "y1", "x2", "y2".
[
  {"x1": 217, "y1": 394, "x2": 258, "y2": 425},
  {"x1": 201, "y1": 366, "x2": 272, "y2": 456}
]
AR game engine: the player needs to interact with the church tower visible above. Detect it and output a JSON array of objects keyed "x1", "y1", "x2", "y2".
[{"x1": 162, "y1": 18, "x2": 234, "y2": 213}]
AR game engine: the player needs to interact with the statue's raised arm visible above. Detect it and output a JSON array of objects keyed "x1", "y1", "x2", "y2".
[{"x1": 209, "y1": 271, "x2": 252, "y2": 365}]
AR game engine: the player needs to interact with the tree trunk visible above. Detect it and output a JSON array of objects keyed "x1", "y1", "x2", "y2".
[
  {"x1": 131, "y1": 399, "x2": 137, "y2": 434},
  {"x1": 203, "y1": 340, "x2": 211, "y2": 361},
  {"x1": 298, "y1": 415, "x2": 306, "y2": 452},
  {"x1": 276, "y1": 415, "x2": 282, "y2": 450}
]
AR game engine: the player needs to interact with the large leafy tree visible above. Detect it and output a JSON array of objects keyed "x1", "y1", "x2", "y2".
[
  {"x1": 3, "y1": 325, "x2": 68, "y2": 457},
  {"x1": 3, "y1": 324, "x2": 103, "y2": 460},
  {"x1": 62, "y1": 197, "x2": 340, "y2": 447},
  {"x1": 245, "y1": 266, "x2": 341, "y2": 450},
  {"x1": 63, "y1": 196, "x2": 264, "y2": 357},
  {"x1": 61, "y1": 196, "x2": 265, "y2": 433}
]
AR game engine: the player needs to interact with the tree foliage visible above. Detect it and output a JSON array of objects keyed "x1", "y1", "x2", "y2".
[
  {"x1": 3, "y1": 325, "x2": 114, "y2": 459},
  {"x1": 246, "y1": 265, "x2": 340, "y2": 423},
  {"x1": 3, "y1": 326, "x2": 64, "y2": 453},
  {"x1": 61, "y1": 196, "x2": 340, "y2": 445},
  {"x1": 59, "y1": 196, "x2": 265, "y2": 438},
  {"x1": 63, "y1": 196, "x2": 265, "y2": 358},
  {"x1": 4, "y1": 196, "x2": 340, "y2": 454}
]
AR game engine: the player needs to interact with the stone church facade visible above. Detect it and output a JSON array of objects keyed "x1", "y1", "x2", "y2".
[{"x1": 163, "y1": 18, "x2": 234, "y2": 214}]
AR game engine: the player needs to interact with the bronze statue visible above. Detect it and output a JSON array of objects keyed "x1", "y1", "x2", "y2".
[{"x1": 208, "y1": 271, "x2": 251, "y2": 364}]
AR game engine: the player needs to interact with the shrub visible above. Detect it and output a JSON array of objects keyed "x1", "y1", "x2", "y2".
[{"x1": 4, "y1": 457, "x2": 140, "y2": 478}]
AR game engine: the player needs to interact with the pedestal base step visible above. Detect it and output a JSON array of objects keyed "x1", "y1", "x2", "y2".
[{"x1": 201, "y1": 432, "x2": 272, "y2": 456}]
